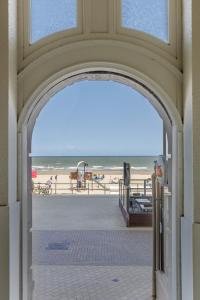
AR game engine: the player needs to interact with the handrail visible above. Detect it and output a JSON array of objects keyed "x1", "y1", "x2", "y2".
[
  {"x1": 33, "y1": 178, "x2": 152, "y2": 196},
  {"x1": 119, "y1": 178, "x2": 152, "y2": 211},
  {"x1": 91, "y1": 178, "x2": 109, "y2": 191}
]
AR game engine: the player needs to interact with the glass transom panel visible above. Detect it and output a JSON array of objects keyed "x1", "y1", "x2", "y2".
[
  {"x1": 122, "y1": 0, "x2": 168, "y2": 42},
  {"x1": 30, "y1": 0, "x2": 77, "y2": 44}
]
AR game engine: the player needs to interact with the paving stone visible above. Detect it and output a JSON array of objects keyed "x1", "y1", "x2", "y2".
[
  {"x1": 32, "y1": 265, "x2": 152, "y2": 300},
  {"x1": 33, "y1": 230, "x2": 152, "y2": 266},
  {"x1": 32, "y1": 195, "x2": 152, "y2": 299},
  {"x1": 32, "y1": 195, "x2": 143, "y2": 231}
]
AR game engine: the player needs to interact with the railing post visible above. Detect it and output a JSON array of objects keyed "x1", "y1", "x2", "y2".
[
  {"x1": 119, "y1": 181, "x2": 121, "y2": 201},
  {"x1": 122, "y1": 184, "x2": 124, "y2": 205},
  {"x1": 125, "y1": 185, "x2": 129, "y2": 213},
  {"x1": 152, "y1": 174, "x2": 157, "y2": 299},
  {"x1": 144, "y1": 180, "x2": 146, "y2": 196}
]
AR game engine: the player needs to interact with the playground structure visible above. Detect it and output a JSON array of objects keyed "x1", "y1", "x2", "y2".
[
  {"x1": 69, "y1": 160, "x2": 107, "y2": 190},
  {"x1": 70, "y1": 160, "x2": 91, "y2": 189}
]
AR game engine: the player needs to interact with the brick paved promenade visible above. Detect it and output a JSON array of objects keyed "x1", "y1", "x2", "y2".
[{"x1": 32, "y1": 195, "x2": 152, "y2": 300}]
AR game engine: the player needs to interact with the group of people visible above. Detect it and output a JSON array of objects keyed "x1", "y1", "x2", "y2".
[{"x1": 92, "y1": 174, "x2": 105, "y2": 181}]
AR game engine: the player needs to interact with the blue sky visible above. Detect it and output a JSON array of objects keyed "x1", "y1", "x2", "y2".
[
  {"x1": 32, "y1": 81, "x2": 163, "y2": 156},
  {"x1": 31, "y1": 0, "x2": 168, "y2": 43},
  {"x1": 122, "y1": 0, "x2": 168, "y2": 42},
  {"x1": 31, "y1": 1, "x2": 166, "y2": 156},
  {"x1": 31, "y1": 0, "x2": 77, "y2": 43}
]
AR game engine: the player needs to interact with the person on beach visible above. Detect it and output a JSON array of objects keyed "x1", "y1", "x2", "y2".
[
  {"x1": 46, "y1": 177, "x2": 53, "y2": 189},
  {"x1": 77, "y1": 173, "x2": 82, "y2": 189},
  {"x1": 43, "y1": 177, "x2": 52, "y2": 194}
]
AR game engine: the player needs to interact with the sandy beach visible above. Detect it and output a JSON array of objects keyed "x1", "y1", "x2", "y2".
[{"x1": 32, "y1": 170, "x2": 152, "y2": 195}]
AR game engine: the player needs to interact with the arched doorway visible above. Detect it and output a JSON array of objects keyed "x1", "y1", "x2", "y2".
[{"x1": 18, "y1": 69, "x2": 183, "y2": 300}]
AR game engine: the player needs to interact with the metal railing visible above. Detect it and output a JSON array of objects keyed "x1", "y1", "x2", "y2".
[
  {"x1": 119, "y1": 178, "x2": 152, "y2": 211},
  {"x1": 119, "y1": 178, "x2": 152, "y2": 196},
  {"x1": 33, "y1": 178, "x2": 152, "y2": 196},
  {"x1": 33, "y1": 180, "x2": 118, "y2": 195}
]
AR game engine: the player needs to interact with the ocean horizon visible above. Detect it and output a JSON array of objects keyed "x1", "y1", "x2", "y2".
[{"x1": 32, "y1": 155, "x2": 159, "y2": 173}]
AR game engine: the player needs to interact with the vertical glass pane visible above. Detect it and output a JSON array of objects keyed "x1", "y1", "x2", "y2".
[
  {"x1": 122, "y1": 0, "x2": 168, "y2": 42},
  {"x1": 31, "y1": 0, "x2": 77, "y2": 44}
]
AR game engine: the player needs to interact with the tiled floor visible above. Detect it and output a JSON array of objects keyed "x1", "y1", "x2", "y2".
[
  {"x1": 32, "y1": 265, "x2": 152, "y2": 300},
  {"x1": 32, "y1": 195, "x2": 132, "y2": 231},
  {"x1": 32, "y1": 195, "x2": 152, "y2": 300},
  {"x1": 33, "y1": 230, "x2": 152, "y2": 266}
]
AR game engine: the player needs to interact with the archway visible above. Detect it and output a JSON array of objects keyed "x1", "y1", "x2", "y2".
[{"x1": 18, "y1": 68, "x2": 183, "y2": 300}]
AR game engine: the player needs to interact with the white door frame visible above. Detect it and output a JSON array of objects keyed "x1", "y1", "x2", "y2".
[{"x1": 18, "y1": 65, "x2": 183, "y2": 300}]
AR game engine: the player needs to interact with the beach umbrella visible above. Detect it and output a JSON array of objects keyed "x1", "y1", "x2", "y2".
[{"x1": 32, "y1": 170, "x2": 37, "y2": 178}]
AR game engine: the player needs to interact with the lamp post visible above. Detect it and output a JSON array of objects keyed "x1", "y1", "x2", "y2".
[{"x1": 83, "y1": 162, "x2": 88, "y2": 188}]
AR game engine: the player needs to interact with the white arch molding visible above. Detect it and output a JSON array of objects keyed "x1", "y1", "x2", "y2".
[{"x1": 18, "y1": 63, "x2": 183, "y2": 300}]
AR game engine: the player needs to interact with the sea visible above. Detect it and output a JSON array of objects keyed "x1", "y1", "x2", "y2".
[{"x1": 32, "y1": 156, "x2": 159, "y2": 174}]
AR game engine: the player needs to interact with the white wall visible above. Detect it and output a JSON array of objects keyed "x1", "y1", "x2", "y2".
[
  {"x1": 4, "y1": 0, "x2": 200, "y2": 299},
  {"x1": 182, "y1": 0, "x2": 200, "y2": 299},
  {"x1": 0, "y1": 0, "x2": 18, "y2": 299},
  {"x1": 17, "y1": 2, "x2": 182, "y2": 300}
]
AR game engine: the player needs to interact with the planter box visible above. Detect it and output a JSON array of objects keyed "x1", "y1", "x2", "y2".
[{"x1": 119, "y1": 199, "x2": 152, "y2": 227}]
